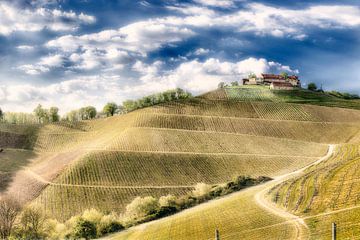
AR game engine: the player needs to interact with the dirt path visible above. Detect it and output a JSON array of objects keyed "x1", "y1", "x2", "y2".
[{"x1": 254, "y1": 144, "x2": 335, "y2": 240}]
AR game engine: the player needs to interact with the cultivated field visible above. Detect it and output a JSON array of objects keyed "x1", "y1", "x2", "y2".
[
  {"x1": 2, "y1": 87, "x2": 360, "y2": 239},
  {"x1": 269, "y1": 144, "x2": 360, "y2": 239}
]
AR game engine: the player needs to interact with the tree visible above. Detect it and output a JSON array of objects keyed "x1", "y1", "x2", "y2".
[
  {"x1": 0, "y1": 196, "x2": 21, "y2": 239},
  {"x1": 218, "y1": 82, "x2": 225, "y2": 89},
  {"x1": 280, "y1": 72, "x2": 289, "y2": 79},
  {"x1": 73, "y1": 218, "x2": 97, "y2": 240},
  {"x1": 33, "y1": 104, "x2": 50, "y2": 123},
  {"x1": 66, "y1": 110, "x2": 80, "y2": 122},
  {"x1": 49, "y1": 107, "x2": 60, "y2": 122},
  {"x1": 231, "y1": 81, "x2": 239, "y2": 87},
  {"x1": 0, "y1": 108, "x2": 3, "y2": 121},
  {"x1": 308, "y1": 82, "x2": 318, "y2": 91},
  {"x1": 81, "y1": 106, "x2": 97, "y2": 120},
  {"x1": 15, "y1": 206, "x2": 47, "y2": 239},
  {"x1": 103, "y1": 103, "x2": 117, "y2": 117}
]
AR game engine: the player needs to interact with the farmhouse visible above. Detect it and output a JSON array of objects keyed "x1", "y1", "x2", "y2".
[{"x1": 242, "y1": 73, "x2": 301, "y2": 89}]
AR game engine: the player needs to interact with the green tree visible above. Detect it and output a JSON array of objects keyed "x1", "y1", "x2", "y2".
[
  {"x1": 73, "y1": 219, "x2": 97, "y2": 240},
  {"x1": 280, "y1": 72, "x2": 289, "y2": 79},
  {"x1": 103, "y1": 103, "x2": 118, "y2": 117},
  {"x1": 231, "y1": 81, "x2": 239, "y2": 87},
  {"x1": 33, "y1": 104, "x2": 49, "y2": 123},
  {"x1": 308, "y1": 82, "x2": 318, "y2": 91},
  {"x1": 66, "y1": 110, "x2": 79, "y2": 122},
  {"x1": 49, "y1": 107, "x2": 60, "y2": 122},
  {"x1": 0, "y1": 108, "x2": 3, "y2": 121},
  {"x1": 81, "y1": 106, "x2": 97, "y2": 120}
]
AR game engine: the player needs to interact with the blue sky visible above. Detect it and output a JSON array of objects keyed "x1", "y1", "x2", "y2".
[{"x1": 1, "y1": 0, "x2": 360, "y2": 112}]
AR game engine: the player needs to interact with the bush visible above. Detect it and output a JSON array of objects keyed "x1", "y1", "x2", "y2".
[
  {"x1": 125, "y1": 196, "x2": 159, "y2": 220},
  {"x1": 73, "y1": 218, "x2": 97, "y2": 240},
  {"x1": 307, "y1": 83, "x2": 317, "y2": 91},
  {"x1": 159, "y1": 195, "x2": 177, "y2": 208},
  {"x1": 99, "y1": 221, "x2": 124, "y2": 235},
  {"x1": 82, "y1": 208, "x2": 103, "y2": 225},
  {"x1": 192, "y1": 183, "x2": 212, "y2": 198}
]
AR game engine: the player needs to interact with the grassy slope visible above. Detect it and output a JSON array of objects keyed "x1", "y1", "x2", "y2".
[
  {"x1": 107, "y1": 185, "x2": 299, "y2": 240},
  {"x1": 2, "y1": 86, "x2": 360, "y2": 238},
  {"x1": 269, "y1": 144, "x2": 360, "y2": 239}
]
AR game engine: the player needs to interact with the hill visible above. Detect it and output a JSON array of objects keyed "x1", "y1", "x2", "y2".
[{"x1": 2, "y1": 85, "x2": 360, "y2": 238}]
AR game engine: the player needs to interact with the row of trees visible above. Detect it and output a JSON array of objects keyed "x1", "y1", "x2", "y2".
[
  {"x1": 0, "y1": 197, "x2": 124, "y2": 240},
  {"x1": 0, "y1": 88, "x2": 192, "y2": 124},
  {"x1": 0, "y1": 175, "x2": 271, "y2": 239},
  {"x1": 122, "y1": 88, "x2": 192, "y2": 113}
]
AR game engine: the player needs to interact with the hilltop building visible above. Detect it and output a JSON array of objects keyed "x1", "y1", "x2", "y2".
[{"x1": 242, "y1": 73, "x2": 301, "y2": 90}]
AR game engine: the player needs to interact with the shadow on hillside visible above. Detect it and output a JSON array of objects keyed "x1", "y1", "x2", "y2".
[{"x1": 0, "y1": 149, "x2": 37, "y2": 193}]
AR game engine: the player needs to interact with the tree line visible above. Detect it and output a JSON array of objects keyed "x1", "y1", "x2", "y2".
[
  {"x1": 0, "y1": 88, "x2": 192, "y2": 124},
  {"x1": 0, "y1": 175, "x2": 270, "y2": 239}
]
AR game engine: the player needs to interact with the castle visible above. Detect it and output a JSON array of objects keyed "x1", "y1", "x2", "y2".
[{"x1": 242, "y1": 74, "x2": 301, "y2": 90}]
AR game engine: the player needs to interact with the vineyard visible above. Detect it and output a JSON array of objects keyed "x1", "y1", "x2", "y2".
[
  {"x1": 107, "y1": 184, "x2": 302, "y2": 240},
  {"x1": 268, "y1": 144, "x2": 360, "y2": 239},
  {"x1": 2, "y1": 87, "x2": 360, "y2": 239}
]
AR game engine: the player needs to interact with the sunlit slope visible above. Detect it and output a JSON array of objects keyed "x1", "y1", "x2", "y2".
[
  {"x1": 268, "y1": 144, "x2": 360, "y2": 239},
  {"x1": 30, "y1": 95, "x2": 360, "y2": 220},
  {"x1": 106, "y1": 184, "x2": 303, "y2": 240},
  {"x1": 202, "y1": 86, "x2": 360, "y2": 110}
]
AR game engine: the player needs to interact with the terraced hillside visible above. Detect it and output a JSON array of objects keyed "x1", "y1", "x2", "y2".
[
  {"x1": 268, "y1": 144, "x2": 360, "y2": 239},
  {"x1": 2, "y1": 86, "x2": 360, "y2": 239}
]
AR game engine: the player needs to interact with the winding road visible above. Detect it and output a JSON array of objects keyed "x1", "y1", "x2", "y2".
[{"x1": 254, "y1": 144, "x2": 335, "y2": 239}]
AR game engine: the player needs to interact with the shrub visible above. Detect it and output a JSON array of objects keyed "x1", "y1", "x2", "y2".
[
  {"x1": 82, "y1": 208, "x2": 103, "y2": 225},
  {"x1": 155, "y1": 206, "x2": 178, "y2": 218},
  {"x1": 159, "y1": 195, "x2": 177, "y2": 208},
  {"x1": 307, "y1": 83, "x2": 317, "y2": 91},
  {"x1": 125, "y1": 196, "x2": 159, "y2": 220},
  {"x1": 73, "y1": 218, "x2": 97, "y2": 240},
  {"x1": 192, "y1": 183, "x2": 212, "y2": 198},
  {"x1": 98, "y1": 213, "x2": 124, "y2": 235},
  {"x1": 98, "y1": 221, "x2": 124, "y2": 235}
]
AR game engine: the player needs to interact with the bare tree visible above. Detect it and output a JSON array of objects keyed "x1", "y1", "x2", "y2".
[
  {"x1": 0, "y1": 196, "x2": 21, "y2": 239},
  {"x1": 16, "y1": 206, "x2": 47, "y2": 239}
]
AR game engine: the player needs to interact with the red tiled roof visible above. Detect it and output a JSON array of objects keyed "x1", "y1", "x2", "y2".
[{"x1": 261, "y1": 74, "x2": 299, "y2": 80}]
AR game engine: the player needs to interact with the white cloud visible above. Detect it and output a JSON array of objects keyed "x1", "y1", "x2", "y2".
[
  {"x1": 132, "y1": 57, "x2": 298, "y2": 94},
  {"x1": 3, "y1": 57, "x2": 297, "y2": 113},
  {"x1": 46, "y1": 20, "x2": 194, "y2": 55},
  {"x1": 16, "y1": 45, "x2": 35, "y2": 51},
  {"x1": 194, "y1": 0, "x2": 235, "y2": 8},
  {"x1": 167, "y1": 3, "x2": 360, "y2": 39},
  {"x1": 0, "y1": 2, "x2": 95, "y2": 35}
]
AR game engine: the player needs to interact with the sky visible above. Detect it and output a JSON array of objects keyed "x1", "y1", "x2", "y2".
[{"x1": 1, "y1": 0, "x2": 360, "y2": 113}]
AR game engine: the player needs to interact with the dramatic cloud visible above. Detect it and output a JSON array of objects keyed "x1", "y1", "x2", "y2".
[
  {"x1": 193, "y1": 0, "x2": 235, "y2": 8},
  {"x1": 167, "y1": 3, "x2": 360, "y2": 39},
  {"x1": 0, "y1": 1, "x2": 95, "y2": 35},
  {"x1": 2, "y1": 57, "x2": 296, "y2": 112}
]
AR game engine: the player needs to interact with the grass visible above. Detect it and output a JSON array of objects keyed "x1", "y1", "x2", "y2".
[
  {"x1": 106, "y1": 185, "x2": 300, "y2": 240},
  {"x1": 2, "y1": 87, "x2": 360, "y2": 239},
  {"x1": 218, "y1": 86, "x2": 360, "y2": 110},
  {"x1": 0, "y1": 149, "x2": 36, "y2": 192},
  {"x1": 268, "y1": 144, "x2": 360, "y2": 239}
]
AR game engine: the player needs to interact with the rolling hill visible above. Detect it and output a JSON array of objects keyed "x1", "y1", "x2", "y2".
[{"x1": 2, "y1": 86, "x2": 360, "y2": 239}]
